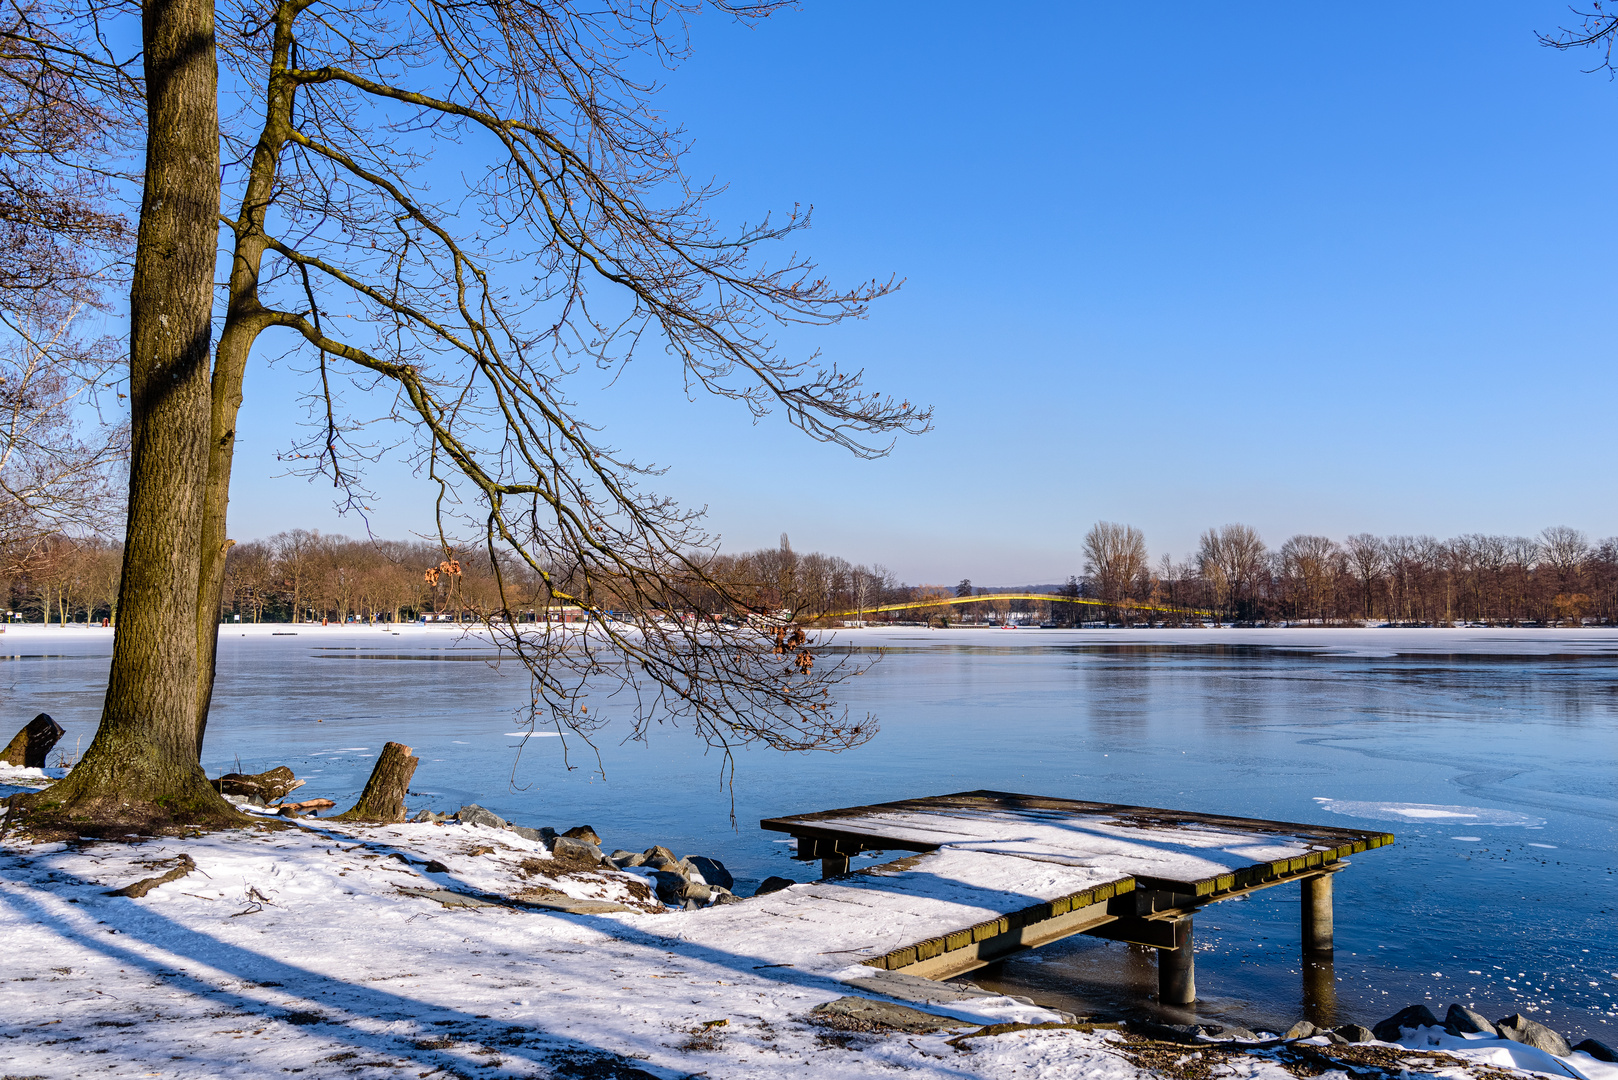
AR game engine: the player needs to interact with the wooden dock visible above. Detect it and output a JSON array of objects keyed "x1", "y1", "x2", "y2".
[{"x1": 757, "y1": 790, "x2": 1394, "y2": 1004}]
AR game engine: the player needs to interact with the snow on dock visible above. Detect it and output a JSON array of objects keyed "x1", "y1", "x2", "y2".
[
  {"x1": 640, "y1": 844, "x2": 1133, "y2": 975},
  {"x1": 764, "y1": 790, "x2": 1393, "y2": 893}
]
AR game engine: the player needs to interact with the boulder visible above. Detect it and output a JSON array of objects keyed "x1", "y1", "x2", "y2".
[
  {"x1": 1496, "y1": 1014, "x2": 1571, "y2": 1057},
  {"x1": 455, "y1": 804, "x2": 507, "y2": 829},
  {"x1": 508, "y1": 825, "x2": 544, "y2": 843},
  {"x1": 686, "y1": 856, "x2": 734, "y2": 892},
  {"x1": 680, "y1": 880, "x2": 712, "y2": 904},
  {"x1": 562, "y1": 825, "x2": 600, "y2": 845},
  {"x1": 550, "y1": 836, "x2": 603, "y2": 863},
  {"x1": 1373, "y1": 1004, "x2": 1441, "y2": 1042},
  {"x1": 712, "y1": 889, "x2": 744, "y2": 905},
  {"x1": 753, "y1": 876, "x2": 796, "y2": 897},
  {"x1": 1285, "y1": 1021, "x2": 1318, "y2": 1041},
  {"x1": 609, "y1": 850, "x2": 643, "y2": 867},
  {"x1": 1574, "y1": 1039, "x2": 1617, "y2": 1062},
  {"x1": 675, "y1": 857, "x2": 707, "y2": 884},
  {"x1": 1444, "y1": 1004, "x2": 1496, "y2": 1037},
  {"x1": 642, "y1": 845, "x2": 677, "y2": 865},
  {"x1": 1334, "y1": 1024, "x2": 1375, "y2": 1044},
  {"x1": 649, "y1": 870, "x2": 686, "y2": 905},
  {"x1": 412, "y1": 810, "x2": 451, "y2": 823},
  {"x1": 645, "y1": 854, "x2": 683, "y2": 876}
]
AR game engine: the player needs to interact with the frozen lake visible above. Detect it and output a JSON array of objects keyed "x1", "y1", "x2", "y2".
[{"x1": 4, "y1": 623, "x2": 1616, "y2": 1040}]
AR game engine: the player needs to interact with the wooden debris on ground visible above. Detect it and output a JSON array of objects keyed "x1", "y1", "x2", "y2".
[
  {"x1": 104, "y1": 854, "x2": 197, "y2": 898},
  {"x1": 274, "y1": 799, "x2": 336, "y2": 817},
  {"x1": 212, "y1": 766, "x2": 305, "y2": 803}
]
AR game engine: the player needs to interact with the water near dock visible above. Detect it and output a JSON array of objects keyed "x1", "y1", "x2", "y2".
[{"x1": 5, "y1": 624, "x2": 1616, "y2": 1040}]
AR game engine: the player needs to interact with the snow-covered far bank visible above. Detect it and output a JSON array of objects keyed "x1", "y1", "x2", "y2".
[
  {"x1": 3, "y1": 621, "x2": 1618, "y2": 663},
  {"x1": 1, "y1": 815, "x2": 1616, "y2": 1080}
]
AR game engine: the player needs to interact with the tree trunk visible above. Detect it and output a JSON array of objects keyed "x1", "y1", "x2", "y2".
[
  {"x1": 333, "y1": 742, "x2": 418, "y2": 823},
  {"x1": 7, "y1": 0, "x2": 243, "y2": 837},
  {"x1": 193, "y1": 1, "x2": 300, "y2": 755}
]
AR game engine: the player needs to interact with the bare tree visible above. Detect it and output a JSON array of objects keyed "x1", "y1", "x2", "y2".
[
  {"x1": 1343, "y1": 533, "x2": 1384, "y2": 623},
  {"x1": 1197, "y1": 523, "x2": 1266, "y2": 623},
  {"x1": 1278, "y1": 534, "x2": 1337, "y2": 624},
  {"x1": 0, "y1": 2, "x2": 132, "y2": 567},
  {"x1": 1539, "y1": 525, "x2": 1589, "y2": 591},
  {"x1": 1082, "y1": 521, "x2": 1147, "y2": 623},
  {"x1": 14, "y1": 0, "x2": 930, "y2": 835}
]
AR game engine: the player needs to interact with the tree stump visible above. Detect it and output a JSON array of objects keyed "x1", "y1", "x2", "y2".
[
  {"x1": 333, "y1": 743, "x2": 418, "y2": 822},
  {"x1": 1, "y1": 714, "x2": 65, "y2": 768}
]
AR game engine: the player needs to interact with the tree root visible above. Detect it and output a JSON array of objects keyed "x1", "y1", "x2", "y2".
[{"x1": 4, "y1": 784, "x2": 253, "y2": 843}]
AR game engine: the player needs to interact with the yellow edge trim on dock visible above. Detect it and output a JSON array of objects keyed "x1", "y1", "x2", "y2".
[{"x1": 861, "y1": 878, "x2": 1136, "y2": 972}]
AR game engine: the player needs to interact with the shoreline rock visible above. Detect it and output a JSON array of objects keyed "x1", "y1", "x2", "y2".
[{"x1": 410, "y1": 805, "x2": 750, "y2": 908}]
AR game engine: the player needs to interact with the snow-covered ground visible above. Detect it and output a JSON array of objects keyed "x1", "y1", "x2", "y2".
[
  {"x1": 5, "y1": 623, "x2": 1618, "y2": 1076},
  {"x1": 2, "y1": 784, "x2": 1616, "y2": 1079}
]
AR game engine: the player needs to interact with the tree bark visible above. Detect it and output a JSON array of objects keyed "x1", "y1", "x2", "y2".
[
  {"x1": 333, "y1": 742, "x2": 418, "y2": 823},
  {"x1": 7, "y1": 0, "x2": 244, "y2": 836}
]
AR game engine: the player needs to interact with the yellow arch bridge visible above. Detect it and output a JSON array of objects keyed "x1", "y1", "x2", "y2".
[{"x1": 808, "y1": 593, "x2": 1211, "y2": 622}]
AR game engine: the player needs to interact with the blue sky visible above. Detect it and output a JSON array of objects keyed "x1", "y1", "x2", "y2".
[{"x1": 227, "y1": 2, "x2": 1618, "y2": 584}]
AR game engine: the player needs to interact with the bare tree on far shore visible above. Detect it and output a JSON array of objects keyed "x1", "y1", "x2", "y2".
[
  {"x1": 1083, "y1": 521, "x2": 1147, "y2": 623},
  {"x1": 1197, "y1": 524, "x2": 1266, "y2": 623}
]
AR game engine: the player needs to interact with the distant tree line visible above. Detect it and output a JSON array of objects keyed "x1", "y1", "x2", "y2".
[
  {"x1": 700, "y1": 523, "x2": 1618, "y2": 629},
  {"x1": 10, "y1": 522, "x2": 1615, "y2": 629},
  {"x1": 1061, "y1": 522, "x2": 1618, "y2": 628}
]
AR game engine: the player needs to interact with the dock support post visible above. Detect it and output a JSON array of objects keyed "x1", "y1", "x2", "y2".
[
  {"x1": 1302, "y1": 956, "x2": 1337, "y2": 1028},
  {"x1": 821, "y1": 854, "x2": 850, "y2": 878},
  {"x1": 1301, "y1": 873, "x2": 1333, "y2": 955},
  {"x1": 1157, "y1": 922, "x2": 1195, "y2": 1006}
]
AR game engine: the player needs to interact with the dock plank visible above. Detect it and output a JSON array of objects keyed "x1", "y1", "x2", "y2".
[{"x1": 652, "y1": 846, "x2": 1134, "y2": 977}]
